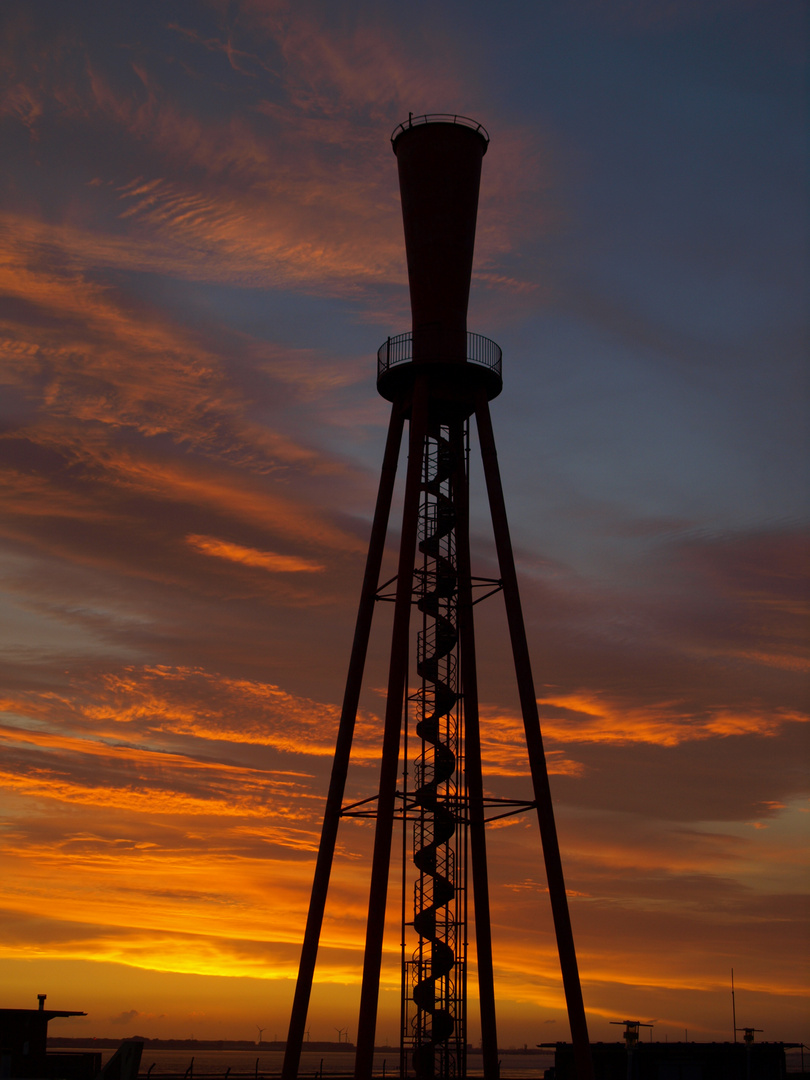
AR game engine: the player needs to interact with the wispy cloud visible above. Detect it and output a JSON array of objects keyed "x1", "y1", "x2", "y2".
[
  {"x1": 1, "y1": 663, "x2": 385, "y2": 765},
  {"x1": 536, "y1": 693, "x2": 807, "y2": 747},
  {"x1": 186, "y1": 534, "x2": 325, "y2": 573},
  {"x1": 1, "y1": 2, "x2": 552, "y2": 301},
  {"x1": 0, "y1": 219, "x2": 353, "y2": 469}
]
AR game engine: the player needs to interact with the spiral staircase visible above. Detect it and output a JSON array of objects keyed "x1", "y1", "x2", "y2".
[{"x1": 403, "y1": 431, "x2": 465, "y2": 1078}]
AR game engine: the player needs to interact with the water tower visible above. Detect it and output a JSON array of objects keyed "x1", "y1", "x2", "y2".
[{"x1": 282, "y1": 115, "x2": 593, "y2": 1080}]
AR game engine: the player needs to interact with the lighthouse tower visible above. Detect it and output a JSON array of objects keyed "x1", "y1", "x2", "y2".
[{"x1": 282, "y1": 115, "x2": 593, "y2": 1080}]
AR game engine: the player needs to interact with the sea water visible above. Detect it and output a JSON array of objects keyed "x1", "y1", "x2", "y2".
[
  {"x1": 79, "y1": 1044, "x2": 810, "y2": 1076},
  {"x1": 84, "y1": 1046, "x2": 556, "y2": 1077}
]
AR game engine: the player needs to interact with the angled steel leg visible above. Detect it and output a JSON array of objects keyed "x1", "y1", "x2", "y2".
[
  {"x1": 282, "y1": 404, "x2": 406, "y2": 1080},
  {"x1": 475, "y1": 395, "x2": 594, "y2": 1080},
  {"x1": 451, "y1": 421, "x2": 500, "y2": 1079},
  {"x1": 354, "y1": 378, "x2": 431, "y2": 1080}
]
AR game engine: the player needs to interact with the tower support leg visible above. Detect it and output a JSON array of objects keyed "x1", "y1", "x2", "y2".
[
  {"x1": 452, "y1": 422, "x2": 500, "y2": 1079},
  {"x1": 282, "y1": 405, "x2": 406, "y2": 1080},
  {"x1": 475, "y1": 396, "x2": 594, "y2": 1080},
  {"x1": 355, "y1": 380, "x2": 431, "y2": 1080}
]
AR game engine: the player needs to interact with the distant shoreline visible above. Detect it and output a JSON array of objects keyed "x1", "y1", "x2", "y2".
[
  {"x1": 48, "y1": 1040, "x2": 545, "y2": 1056},
  {"x1": 49, "y1": 1040, "x2": 351, "y2": 1052}
]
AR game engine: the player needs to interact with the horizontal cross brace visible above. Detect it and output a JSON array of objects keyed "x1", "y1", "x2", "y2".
[
  {"x1": 375, "y1": 574, "x2": 502, "y2": 603},
  {"x1": 340, "y1": 792, "x2": 536, "y2": 824}
]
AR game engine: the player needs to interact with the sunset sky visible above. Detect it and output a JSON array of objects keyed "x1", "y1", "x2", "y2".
[{"x1": 1, "y1": 0, "x2": 808, "y2": 1053}]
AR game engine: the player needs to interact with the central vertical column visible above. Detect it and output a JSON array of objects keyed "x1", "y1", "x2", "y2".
[
  {"x1": 391, "y1": 118, "x2": 490, "y2": 1079},
  {"x1": 406, "y1": 421, "x2": 464, "y2": 1078}
]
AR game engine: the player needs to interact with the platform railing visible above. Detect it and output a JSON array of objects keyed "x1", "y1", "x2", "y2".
[
  {"x1": 390, "y1": 113, "x2": 490, "y2": 145},
  {"x1": 377, "y1": 331, "x2": 502, "y2": 382}
]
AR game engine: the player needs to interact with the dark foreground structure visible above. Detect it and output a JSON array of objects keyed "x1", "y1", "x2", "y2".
[
  {"x1": 0, "y1": 995, "x2": 141, "y2": 1080},
  {"x1": 0, "y1": 994, "x2": 92, "y2": 1080},
  {"x1": 544, "y1": 1040, "x2": 791, "y2": 1080},
  {"x1": 282, "y1": 114, "x2": 593, "y2": 1080}
]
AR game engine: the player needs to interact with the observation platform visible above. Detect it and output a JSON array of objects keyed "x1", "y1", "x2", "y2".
[
  {"x1": 391, "y1": 113, "x2": 490, "y2": 152},
  {"x1": 376, "y1": 330, "x2": 503, "y2": 407}
]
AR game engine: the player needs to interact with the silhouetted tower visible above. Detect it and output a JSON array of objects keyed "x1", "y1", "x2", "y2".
[{"x1": 282, "y1": 115, "x2": 593, "y2": 1080}]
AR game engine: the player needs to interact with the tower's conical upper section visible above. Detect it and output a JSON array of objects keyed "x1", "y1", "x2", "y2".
[
  {"x1": 377, "y1": 115, "x2": 501, "y2": 409},
  {"x1": 393, "y1": 115, "x2": 487, "y2": 364}
]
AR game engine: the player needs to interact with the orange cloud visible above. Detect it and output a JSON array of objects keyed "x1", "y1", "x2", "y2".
[
  {"x1": 476, "y1": 709, "x2": 585, "y2": 778},
  {"x1": 0, "y1": 804, "x2": 376, "y2": 980},
  {"x1": 535, "y1": 692, "x2": 808, "y2": 747},
  {"x1": 1, "y1": 664, "x2": 383, "y2": 760},
  {"x1": 96, "y1": 452, "x2": 361, "y2": 551},
  {"x1": 0, "y1": 719, "x2": 316, "y2": 816},
  {"x1": 0, "y1": 764, "x2": 308, "y2": 820},
  {"x1": 0, "y1": 466, "x2": 109, "y2": 521},
  {"x1": 186, "y1": 534, "x2": 324, "y2": 573},
  {"x1": 0, "y1": 422, "x2": 362, "y2": 565},
  {"x1": 691, "y1": 646, "x2": 810, "y2": 674},
  {"x1": 2, "y1": 1, "x2": 552, "y2": 301},
  {"x1": 0, "y1": 218, "x2": 346, "y2": 460}
]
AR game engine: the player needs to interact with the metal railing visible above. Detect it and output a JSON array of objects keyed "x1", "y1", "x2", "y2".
[
  {"x1": 391, "y1": 113, "x2": 489, "y2": 146},
  {"x1": 377, "y1": 331, "x2": 502, "y2": 382}
]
